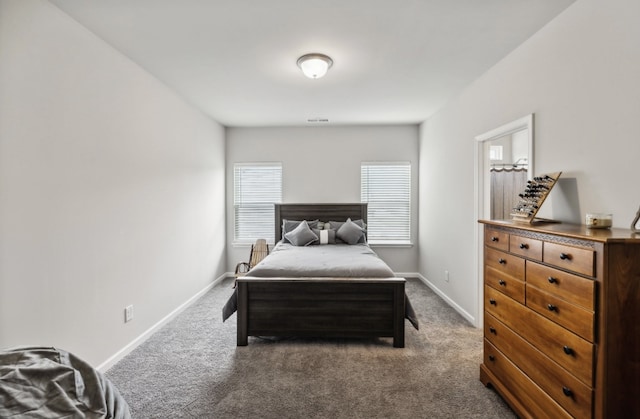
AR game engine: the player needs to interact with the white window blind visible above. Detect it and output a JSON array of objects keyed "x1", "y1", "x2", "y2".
[
  {"x1": 361, "y1": 162, "x2": 411, "y2": 244},
  {"x1": 234, "y1": 163, "x2": 282, "y2": 243}
]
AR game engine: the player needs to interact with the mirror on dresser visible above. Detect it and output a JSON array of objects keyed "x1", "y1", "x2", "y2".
[{"x1": 474, "y1": 114, "x2": 534, "y2": 328}]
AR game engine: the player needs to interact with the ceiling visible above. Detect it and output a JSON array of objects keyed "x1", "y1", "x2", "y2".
[{"x1": 49, "y1": 0, "x2": 576, "y2": 127}]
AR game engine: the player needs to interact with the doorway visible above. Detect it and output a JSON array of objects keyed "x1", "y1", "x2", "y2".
[{"x1": 473, "y1": 114, "x2": 534, "y2": 327}]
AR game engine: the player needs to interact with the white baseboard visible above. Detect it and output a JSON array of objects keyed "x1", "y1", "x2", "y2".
[
  {"x1": 96, "y1": 272, "x2": 229, "y2": 372},
  {"x1": 415, "y1": 273, "x2": 478, "y2": 327}
]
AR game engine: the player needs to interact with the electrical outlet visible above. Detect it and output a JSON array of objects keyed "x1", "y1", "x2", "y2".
[
  {"x1": 445, "y1": 270, "x2": 450, "y2": 282},
  {"x1": 124, "y1": 305, "x2": 133, "y2": 323}
]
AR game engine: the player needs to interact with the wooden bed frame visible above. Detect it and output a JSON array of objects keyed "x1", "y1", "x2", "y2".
[{"x1": 236, "y1": 203, "x2": 406, "y2": 347}]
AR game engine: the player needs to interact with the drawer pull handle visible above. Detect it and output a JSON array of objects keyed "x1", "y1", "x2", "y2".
[
  {"x1": 563, "y1": 345, "x2": 574, "y2": 355},
  {"x1": 498, "y1": 258, "x2": 506, "y2": 264},
  {"x1": 548, "y1": 276, "x2": 557, "y2": 284},
  {"x1": 559, "y1": 252, "x2": 571, "y2": 260},
  {"x1": 547, "y1": 304, "x2": 557, "y2": 312},
  {"x1": 488, "y1": 355, "x2": 495, "y2": 362},
  {"x1": 489, "y1": 327, "x2": 497, "y2": 334},
  {"x1": 562, "y1": 386, "x2": 573, "y2": 398},
  {"x1": 499, "y1": 280, "x2": 506, "y2": 286},
  {"x1": 491, "y1": 237, "x2": 499, "y2": 242},
  {"x1": 489, "y1": 299, "x2": 497, "y2": 306},
  {"x1": 519, "y1": 243, "x2": 528, "y2": 249}
]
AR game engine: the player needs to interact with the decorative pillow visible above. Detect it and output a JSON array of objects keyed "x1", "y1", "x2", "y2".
[
  {"x1": 284, "y1": 220, "x2": 318, "y2": 246},
  {"x1": 327, "y1": 220, "x2": 343, "y2": 230},
  {"x1": 282, "y1": 219, "x2": 319, "y2": 243},
  {"x1": 327, "y1": 219, "x2": 367, "y2": 243},
  {"x1": 336, "y1": 218, "x2": 365, "y2": 245},
  {"x1": 311, "y1": 228, "x2": 336, "y2": 245}
]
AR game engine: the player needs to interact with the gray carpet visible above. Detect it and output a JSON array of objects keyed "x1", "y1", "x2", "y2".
[{"x1": 106, "y1": 278, "x2": 515, "y2": 418}]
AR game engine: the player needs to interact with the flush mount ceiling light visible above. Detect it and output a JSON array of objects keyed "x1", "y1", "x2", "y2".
[{"x1": 297, "y1": 53, "x2": 333, "y2": 79}]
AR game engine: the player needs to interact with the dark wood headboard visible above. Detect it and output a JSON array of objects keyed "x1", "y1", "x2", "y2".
[{"x1": 274, "y1": 203, "x2": 367, "y2": 242}]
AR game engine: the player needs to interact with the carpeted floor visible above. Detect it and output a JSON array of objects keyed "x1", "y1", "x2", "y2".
[{"x1": 106, "y1": 277, "x2": 515, "y2": 418}]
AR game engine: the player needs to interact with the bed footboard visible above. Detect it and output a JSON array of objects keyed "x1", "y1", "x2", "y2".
[{"x1": 236, "y1": 277, "x2": 406, "y2": 348}]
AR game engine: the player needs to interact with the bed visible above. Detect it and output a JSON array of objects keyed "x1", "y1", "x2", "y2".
[{"x1": 222, "y1": 203, "x2": 418, "y2": 348}]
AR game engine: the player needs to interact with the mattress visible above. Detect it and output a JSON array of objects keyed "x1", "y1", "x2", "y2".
[{"x1": 246, "y1": 242, "x2": 396, "y2": 278}]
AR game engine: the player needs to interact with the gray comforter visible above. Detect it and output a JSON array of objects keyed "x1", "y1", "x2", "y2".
[
  {"x1": 0, "y1": 346, "x2": 131, "y2": 419},
  {"x1": 222, "y1": 242, "x2": 419, "y2": 329},
  {"x1": 247, "y1": 242, "x2": 397, "y2": 278}
]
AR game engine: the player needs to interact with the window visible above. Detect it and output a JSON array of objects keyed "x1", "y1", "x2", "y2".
[
  {"x1": 361, "y1": 162, "x2": 411, "y2": 244},
  {"x1": 234, "y1": 163, "x2": 282, "y2": 243},
  {"x1": 489, "y1": 145, "x2": 503, "y2": 161}
]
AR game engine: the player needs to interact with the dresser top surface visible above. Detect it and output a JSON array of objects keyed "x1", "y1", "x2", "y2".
[{"x1": 479, "y1": 219, "x2": 640, "y2": 243}]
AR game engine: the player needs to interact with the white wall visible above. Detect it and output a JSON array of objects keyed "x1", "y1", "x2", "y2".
[
  {"x1": 419, "y1": 0, "x2": 640, "y2": 325},
  {"x1": 0, "y1": 0, "x2": 227, "y2": 366},
  {"x1": 226, "y1": 125, "x2": 419, "y2": 274}
]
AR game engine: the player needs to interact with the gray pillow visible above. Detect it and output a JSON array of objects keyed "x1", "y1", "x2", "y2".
[
  {"x1": 282, "y1": 219, "x2": 319, "y2": 243},
  {"x1": 311, "y1": 228, "x2": 336, "y2": 245},
  {"x1": 284, "y1": 220, "x2": 318, "y2": 246},
  {"x1": 328, "y1": 219, "x2": 367, "y2": 243},
  {"x1": 336, "y1": 219, "x2": 365, "y2": 245}
]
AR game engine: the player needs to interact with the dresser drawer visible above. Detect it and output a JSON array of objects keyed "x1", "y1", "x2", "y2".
[
  {"x1": 485, "y1": 227, "x2": 509, "y2": 251},
  {"x1": 484, "y1": 286, "x2": 594, "y2": 386},
  {"x1": 485, "y1": 247, "x2": 524, "y2": 279},
  {"x1": 485, "y1": 266, "x2": 525, "y2": 304},
  {"x1": 543, "y1": 242, "x2": 595, "y2": 277},
  {"x1": 483, "y1": 340, "x2": 572, "y2": 419},
  {"x1": 526, "y1": 261, "x2": 595, "y2": 311},
  {"x1": 509, "y1": 235, "x2": 543, "y2": 261},
  {"x1": 484, "y1": 314, "x2": 593, "y2": 419},
  {"x1": 527, "y1": 285, "x2": 594, "y2": 342}
]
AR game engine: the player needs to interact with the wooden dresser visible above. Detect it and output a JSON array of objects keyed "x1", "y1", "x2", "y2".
[{"x1": 479, "y1": 220, "x2": 640, "y2": 418}]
